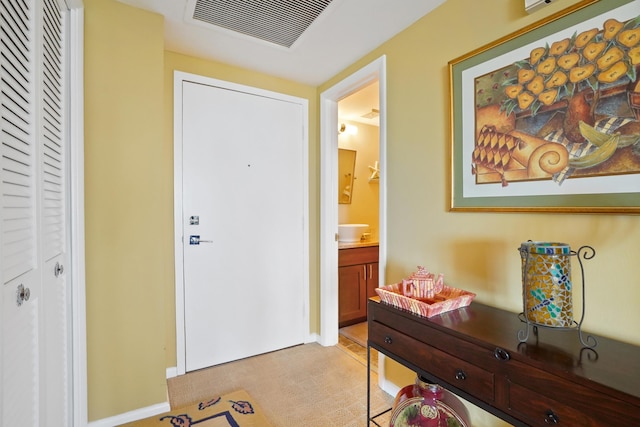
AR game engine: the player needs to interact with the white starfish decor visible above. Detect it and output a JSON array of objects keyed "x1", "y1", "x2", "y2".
[{"x1": 368, "y1": 161, "x2": 380, "y2": 180}]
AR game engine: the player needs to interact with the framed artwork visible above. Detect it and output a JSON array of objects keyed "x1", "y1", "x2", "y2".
[{"x1": 449, "y1": 0, "x2": 640, "y2": 213}]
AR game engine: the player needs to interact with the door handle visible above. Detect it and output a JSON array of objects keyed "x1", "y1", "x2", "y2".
[{"x1": 189, "y1": 235, "x2": 213, "y2": 245}]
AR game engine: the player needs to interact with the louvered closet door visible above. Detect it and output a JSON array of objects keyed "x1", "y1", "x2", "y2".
[
  {"x1": 1, "y1": 0, "x2": 41, "y2": 424},
  {"x1": 39, "y1": 0, "x2": 68, "y2": 423},
  {"x1": 0, "y1": 0, "x2": 69, "y2": 425}
]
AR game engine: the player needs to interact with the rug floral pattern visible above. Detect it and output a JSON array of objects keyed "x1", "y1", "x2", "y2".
[{"x1": 123, "y1": 390, "x2": 272, "y2": 427}]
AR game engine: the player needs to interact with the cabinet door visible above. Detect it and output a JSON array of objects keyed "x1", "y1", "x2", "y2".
[
  {"x1": 366, "y1": 262, "x2": 379, "y2": 298},
  {"x1": 338, "y1": 265, "x2": 367, "y2": 326}
]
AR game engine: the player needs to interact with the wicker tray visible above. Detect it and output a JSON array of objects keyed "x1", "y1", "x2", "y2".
[{"x1": 375, "y1": 283, "x2": 476, "y2": 318}]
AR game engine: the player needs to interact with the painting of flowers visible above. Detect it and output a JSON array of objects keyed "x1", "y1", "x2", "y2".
[{"x1": 450, "y1": 0, "x2": 640, "y2": 212}]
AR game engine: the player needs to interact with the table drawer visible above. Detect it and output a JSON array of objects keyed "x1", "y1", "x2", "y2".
[
  {"x1": 506, "y1": 360, "x2": 640, "y2": 426},
  {"x1": 508, "y1": 381, "x2": 593, "y2": 426},
  {"x1": 370, "y1": 321, "x2": 494, "y2": 402}
]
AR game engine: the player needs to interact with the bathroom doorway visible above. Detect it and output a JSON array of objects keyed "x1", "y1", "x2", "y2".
[{"x1": 319, "y1": 56, "x2": 387, "y2": 347}]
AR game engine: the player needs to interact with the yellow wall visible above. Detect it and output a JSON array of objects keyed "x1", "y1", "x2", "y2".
[
  {"x1": 84, "y1": 0, "x2": 168, "y2": 420},
  {"x1": 85, "y1": 0, "x2": 640, "y2": 423},
  {"x1": 338, "y1": 120, "x2": 380, "y2": 241},
  {"x1": 322, "y1": 0, "x2": 640, "y2": 344},
  {"x1": 320, "y1": 0, "x2": 640, "y2": 425},
  {"x1": 85, "y1": 0, "x2": 318, "y2": 420}
]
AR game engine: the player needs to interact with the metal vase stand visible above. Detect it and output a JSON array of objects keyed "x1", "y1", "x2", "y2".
[{"x1": 517, "y1": 245, "x2": 598, "y2": 349}]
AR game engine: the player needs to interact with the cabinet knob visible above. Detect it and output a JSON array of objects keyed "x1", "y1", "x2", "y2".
[
  {"x1": 384, "y1": 336, "x2": 393, "y2": 344},
  {"x1": 544, "y1": 410, "x2": 559, "y2": 424},
  {"x1": 494, "y1": 347, "x2": 510, "y2": 361},
  {"x1": 454, "y1": 369, "x2": 466, "y2": 381}
]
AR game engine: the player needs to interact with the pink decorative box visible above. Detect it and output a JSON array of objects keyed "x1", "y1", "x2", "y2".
[{"x1": 375, "y1": 283, "x2": 476, "y2": 318}]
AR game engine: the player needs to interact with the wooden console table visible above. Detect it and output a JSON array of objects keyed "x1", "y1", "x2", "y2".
[{"x1": 367, "y1": 298, "x2": 640, "y2": 426}]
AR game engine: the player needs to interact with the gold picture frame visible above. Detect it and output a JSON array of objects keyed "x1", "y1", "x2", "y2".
[{"x1": 449, "y1": 0, "x2": 640, "y2": 213}]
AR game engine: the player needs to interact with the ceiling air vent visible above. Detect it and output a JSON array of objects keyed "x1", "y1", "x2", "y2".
[{"x1": 191, "y1": 0, "x2": 334, "y2": 48}]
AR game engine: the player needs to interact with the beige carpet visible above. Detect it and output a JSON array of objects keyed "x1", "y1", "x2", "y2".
[
  {"x1": 120, "y1": 389, "x2": 273, "y2": 426},
  {"x1": 167, "y1": 343, "x2": 393, "y2": 427}
]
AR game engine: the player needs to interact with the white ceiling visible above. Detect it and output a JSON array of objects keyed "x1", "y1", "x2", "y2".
[
  {"x1": 116, "y1": 0, "x2": 445, "y2": 127},
  {"x1": 338, "y1": 80, "x2": 380, "y2": 126},
  {"x1": 116, "y1": 0, "x2": 445, "y2": 86}
]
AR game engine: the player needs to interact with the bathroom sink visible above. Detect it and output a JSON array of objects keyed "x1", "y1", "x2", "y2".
[{"x1": 338, "y1": 224, "x2": 370, "y2": 243}]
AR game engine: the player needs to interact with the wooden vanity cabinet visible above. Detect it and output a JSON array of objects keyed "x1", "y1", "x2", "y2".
[
  {"x1": 338, "y1": 245, "x2": 378, "y2": 327},
  {"x1": 368, "y1": 298, "x2": 640, "y2": 427}
]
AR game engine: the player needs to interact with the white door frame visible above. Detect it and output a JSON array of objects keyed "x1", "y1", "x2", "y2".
[
  {"x1": 173, "y1": 71, "x2": 310, "y2": 376},
  {"x1": 68, "y1": 3, "x2": 88, "y2": 426},
  {"x1": 318, "y1": 56, "x2": 387, "y2": 347}
]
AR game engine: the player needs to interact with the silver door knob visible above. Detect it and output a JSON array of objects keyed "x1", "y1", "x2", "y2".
[
  {"x1": 54, "y1": 262, "x2": 64, "y2": 277},
  {"x1": 16, "y1": 284, "x2": 30, "y2": 306}
]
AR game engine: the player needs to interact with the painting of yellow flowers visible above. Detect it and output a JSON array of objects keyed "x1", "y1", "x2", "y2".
[{"x1": 450, "y1": 0, "x2": 640, "y2": 212}]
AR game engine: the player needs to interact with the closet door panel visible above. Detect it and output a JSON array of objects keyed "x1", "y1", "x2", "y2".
[
  {"x1": 39, "y1": 0, "x2": 69, "y2": 423},
  {"x1": 1, "y1": 0, "x2": 40, "y2": 424},
  {"x1": 2, "y1": 274, "x2": 40, "y2": 427},
  {"x1": 1, "y1": 0, "x2": 38, "y2": 285},
  {"x1": 1, "y1": 0, "x2": 69, "y2": 424}
]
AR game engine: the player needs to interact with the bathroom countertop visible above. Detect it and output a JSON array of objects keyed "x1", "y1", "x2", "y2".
[{"x1": 338, "y1": 241, "x2": 379, "y2": 250}]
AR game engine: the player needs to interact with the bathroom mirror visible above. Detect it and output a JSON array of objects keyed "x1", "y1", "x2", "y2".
[{"x1": 338, "y1": 148, "x2": 356, "y2": 204}]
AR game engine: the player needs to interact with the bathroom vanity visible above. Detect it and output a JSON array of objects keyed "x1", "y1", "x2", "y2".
[
  {"x1": 367, "y1": 298, "x2": 640, "y2": 426},
  {"x1": 338, "y1": 244, "x2": 379, "y2": 327}
]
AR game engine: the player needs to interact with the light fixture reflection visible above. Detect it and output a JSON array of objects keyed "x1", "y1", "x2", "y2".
[{"x1": 339, "y1": 123, "x2": 358, "y2": 135}]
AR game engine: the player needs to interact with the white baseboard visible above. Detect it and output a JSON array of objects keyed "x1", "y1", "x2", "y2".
[
  {"x1": 306, "y1": 332, "x2": 319, "y2": 344},
  {"x1": 380, "y1": 377, "x2": 400, "y2": 397},
  {"x1": 88, "y1": 401, "x2": 170, "y2": 427},
  {"x1": 166, "y1": 366, "x2": 178, "y2": 379}
]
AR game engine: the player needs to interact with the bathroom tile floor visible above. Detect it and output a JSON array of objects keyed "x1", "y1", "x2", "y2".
[{"x1": 338, "y1": 322, "x2": 378, "y2": 372}]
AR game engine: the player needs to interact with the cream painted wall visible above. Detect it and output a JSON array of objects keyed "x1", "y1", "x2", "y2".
[
  {"x1": 320, "y1": 0, "x2": 640, "y2": 425},
  {"x1": 338, "y1": 120, "x2": 380, "y2": 241}
]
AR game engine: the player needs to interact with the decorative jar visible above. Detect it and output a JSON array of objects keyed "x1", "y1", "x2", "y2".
[
  {"x1": 390, "y1": 375, "x2": 469, "y2": 427},
  {"x1": 519, "y1": 241, "x2": 573, "y2": 328}
]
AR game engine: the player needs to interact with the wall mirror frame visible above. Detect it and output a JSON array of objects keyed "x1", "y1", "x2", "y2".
[{"x1": 338, "y1": 148, "x2": 356, "y2": 204}]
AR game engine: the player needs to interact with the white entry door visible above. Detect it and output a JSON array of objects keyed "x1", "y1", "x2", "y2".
[{"x1": 179, "y1": 78, "x2": 307, "y2": 372}]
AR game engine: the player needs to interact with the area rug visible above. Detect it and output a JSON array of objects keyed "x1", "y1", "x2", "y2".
[{"x1": 121, "y1": 389, "x2": 273, "y2": 427}]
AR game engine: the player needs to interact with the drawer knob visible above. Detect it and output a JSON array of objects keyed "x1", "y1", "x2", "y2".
[
  {"x1": 544, "y1": 410, "x2": 559, "y2": 424},
  {"x1": 384, "y1": 336, "x2": 393, "y2": 344},
  {"x1": 494, "y1": 347, "x2": 510, "y2": 361},
  {"x1": 454, "y1": 369, "x2": 466, "y2": 381}
]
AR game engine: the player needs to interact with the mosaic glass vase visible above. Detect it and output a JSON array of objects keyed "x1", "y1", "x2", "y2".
[{"x1": 520, "y1": 241, "x2": 573, "y2": 328}]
